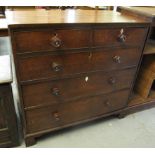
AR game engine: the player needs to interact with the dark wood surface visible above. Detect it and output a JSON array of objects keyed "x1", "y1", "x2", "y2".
[
  {"x1": 93, "y1": 27, "x2": 147, "y2": 46},
  {"x1": 25, "y1": 89, "x2": 130, "y2": 134},
  {"x1": 0, "y1": 30, "x2": 8, "y2": 37},
  {"x1": 22, "y1": 68, "x2": 136, "y2": 109},
  {"x1": 13, "y1": 27, "x2": 147, "y2": 54},
  {"x1": 8, "y1": 10, "x2": 149, "y2": 146},
  {"x1": 0, "y1": 7, "x2": 5, "y2": 15},
  {"x1": 14, "y1": 28, "x2": 91, "y2": 53},
  {"x1": 0, "y1": 84, "x2": 19, "y2": 147},
  {"x1": 18, "y1": 47, "x2": 141, "y2": 82}
]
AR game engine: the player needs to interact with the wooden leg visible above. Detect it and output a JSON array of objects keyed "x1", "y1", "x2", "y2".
[{"x1": 25, "y1": 137, "x2": 36, "y2": 147}]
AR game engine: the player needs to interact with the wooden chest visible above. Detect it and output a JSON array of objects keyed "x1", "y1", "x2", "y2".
[{"x1": 7, "y1": 10, "x2": 149, "y2": 146}]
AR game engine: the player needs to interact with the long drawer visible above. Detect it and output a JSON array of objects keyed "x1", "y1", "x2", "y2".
[
  {"x1": 14, "y1": 27, "x2": 147, "y2": 54},
  {"x1": 22, "y1": 68, "x2": 136, "y2": 108},
  {"x1": 0, "y1": 129, "x2": 10, "y2": 145},
  {"x1": 25, "y1": 89, "x2": 130, "y2": 133},
  {"x1": 18, "y1": 48, "x2": 141, "y2": 81}
]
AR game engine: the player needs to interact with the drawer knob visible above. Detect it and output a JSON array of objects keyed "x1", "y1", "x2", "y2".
[
  {"x1": 52, "y1": 88, "x2": 60, "y2": 96},
  {"x1": 52, "y1": 62, "x2": 62, "y2": 72},
  {"x1": 108, "y1": 77, "x2": 116, "y2": 85},
  {"x1": 50, "y1": 33, "x2": 62, "y2": 48},
  {"x1": 104, "y1": 100, "x2": 110, "y2": 106},
  {"x1": 53, "y1": 112, "x2": 60, "y2": 121},
  {"x1": 113, "y1": 56, "x2": 121, "y2": 63},
  {"x1": 118, "y1": 29, "x2": 126, "y2": 42},
  {"x1": 118, "y1": 34, "x2": 126, "y2": 42}
]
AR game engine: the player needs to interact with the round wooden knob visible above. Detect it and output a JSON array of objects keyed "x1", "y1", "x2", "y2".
[
  {"x1": 53, "y1": 112, "x2": 60, "y2": 121},
  {"x1": 113, "y1": 56, "x2": 121, "y2": 63},
  {"x1": 108, "y1": 77, "x2": 116, "y2": 85},
  {"x1": 50, "y1": 34, "x2": 62, "y2": 48},
  {"x1": 52, "y1": 88, "x2": 60, "y2": 96},
  {"x1": 52, "y1": 62, "x2": 62, "y2": 72},
  {"x1": 118, "y1": 34, "x2": 126, "y2": 42},
  {"x1": 104, "y1": 100, "x2": 110, "y2": 106}
]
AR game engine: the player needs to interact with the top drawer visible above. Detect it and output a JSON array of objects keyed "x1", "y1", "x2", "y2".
[
  {"x1": 94, "y1": 27, "x2": 147, "y2": 47},
  {"x1": 13, "y1": 27, "x2": 147, "y2": 54},
  {"x1": 14, "y1": 29, "x2": 91, "y2": 53}
]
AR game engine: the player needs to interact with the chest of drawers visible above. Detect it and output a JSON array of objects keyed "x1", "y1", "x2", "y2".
[
  {"x1": 7, "y1": 10, "x2": 149, "y2": 146},
  {"x1": 0, "y1": 55, "x2": 19, "y2": 147}
]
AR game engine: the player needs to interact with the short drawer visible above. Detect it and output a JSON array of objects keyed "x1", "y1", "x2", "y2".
[
  {"x1": 94, "y1": 27, "x2": 147, "y2": 47},
  {"x1": 22, "y1": 68, "x2": 136, "y2": 108},
  {"x1": 0, "y1": 128, "x2": 10, "y2": 144},
  {"x1": 14, "y1": 29, "x2": 91, "y2": 53},
  {"x1": 25, "y1": 89, "x2": 129, "y2": 133},
  {"x1": 0, "y1": 99, "x2": 7, "y2": 129},
  {"x1": 0, "y1": 114, "x2": 6, "y2": 129},
  {"x1": 19, "y1": 48, "x2": 141, "y2": 81}
]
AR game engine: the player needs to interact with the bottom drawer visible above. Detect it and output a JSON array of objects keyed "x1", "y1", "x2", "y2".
[
  {"x1": 26, "y1": 89, "x2": 130, "y2": 134},
  {"x1": 0, "y1": 128, "x2": 10, "y2": 145}
]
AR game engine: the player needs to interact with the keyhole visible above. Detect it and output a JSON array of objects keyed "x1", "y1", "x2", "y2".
[
  {"x1": 120, "y1": 28, "x2": 124, "y2": 34},
  {"x1": 88, "y1": 52, "x2": 92, "y2": 60},
  {"x1": 54, "y1": 33, "x2": 58, "y2": 37},
  {"x1": 85, "y1": 76, "x2": 89, "y2": 82}
]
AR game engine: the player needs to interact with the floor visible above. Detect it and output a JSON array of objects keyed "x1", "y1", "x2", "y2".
[{"x1": 17, "y1": 108, "x2": 155, "y2": 148}]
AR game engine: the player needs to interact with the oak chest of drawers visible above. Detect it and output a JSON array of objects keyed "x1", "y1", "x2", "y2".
[{"x1": 7, "y1": 10, "x2": 149, "y2": 146}]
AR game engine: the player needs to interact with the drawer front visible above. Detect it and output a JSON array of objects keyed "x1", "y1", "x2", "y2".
[
  {"x1": 94, "y1": 28, "x2": 147, "y2": 47},
  {"x1": 0, "y1": 129, "x2": 10, "y2": 144},
  {"x1": 22, "y1": 68, "x2": 136, "y2": 108},
  {"x1": 19, "y1": 48, "x2": 140, "y2": 81},
  {"x1": 25, "y1": 89, "x2": 129, "y2": 133},
  {"x1": 14, "y1": 29, "x2": 91, "y2": 53},
  {"x1": 0, "y1": 113, "x2": 6, "y2": 129},
  {"x1": 0, "y1": 99, "x2": 7, "y2": 129}
]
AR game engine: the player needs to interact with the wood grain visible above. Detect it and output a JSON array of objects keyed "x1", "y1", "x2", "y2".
[
  {"x1": 25, "y1": 89, "x2": 130, "y2": 133},
  {"x1": 18, "y1": 48, "x2": 141, "y2": 82},
  {"x1": 6, "y1": 10, "x2": 148, "y2": 25},
  {"x1": 22, "y1": 68, "x2": 136, "y2": 108}
]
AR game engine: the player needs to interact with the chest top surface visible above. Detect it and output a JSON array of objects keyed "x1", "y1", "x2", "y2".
[
  {"x1": 0, "y1": 55, "x2": 12, "y2": 84},
  {"x1": 119, "y1": 7, "x2": 155, "y2": 17},
  {"x1": 118, "y1": 7, "x2": 155, "y2": 23},
  {"x1": 5, "y1": 10, "x2": 149, "y2": 27},
  {"x1": 0, "y1": 18, "x2": 8, "y2": 30}
]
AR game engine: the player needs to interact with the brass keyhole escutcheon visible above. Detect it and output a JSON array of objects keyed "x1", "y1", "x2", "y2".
[
  {"x1": 88, "y1": 52, "x2": 92, "y2": 60},
  {"x1": 118, "y1": 28, "x2": 126, "y2": 43},
  {"x1": 85, "y1": 76, "x2": 89, "y2": 82}
]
